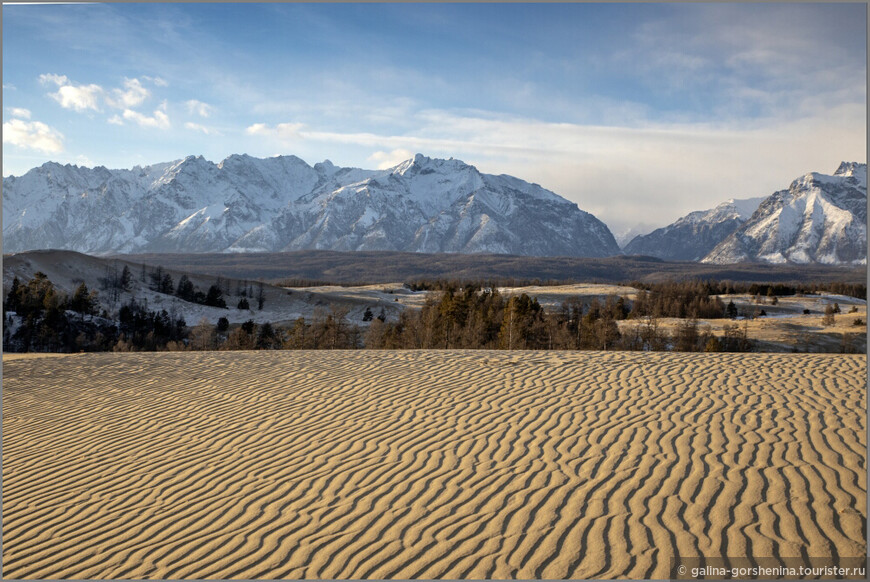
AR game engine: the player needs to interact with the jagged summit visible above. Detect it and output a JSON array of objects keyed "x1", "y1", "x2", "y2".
[
  {"x1": 2, "y1": 153, "x2": 620, "y2": 257},
  {"x1": 623, "y1": 197, "x2": 765, "y2": 261},
  {"x1": 834, "y1": 161, "x2": 866, "y2": 179},
  {"x1": 623, "y1": 162, "x2": 866, "y2": 265},
  {"x1": 702, "y1": 163, "x2": 866, "y2": 265}
]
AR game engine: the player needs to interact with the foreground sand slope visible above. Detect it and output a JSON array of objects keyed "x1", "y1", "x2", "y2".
[{"x1": 3, "y1": 351, "x2": 865, "y2": 579}]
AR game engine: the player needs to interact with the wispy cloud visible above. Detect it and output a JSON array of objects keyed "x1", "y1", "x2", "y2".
[
  {"x1": 38, "y1": 73, "x2": 68, "y2": 86},
  {"x1": 7, "y1": 107, "x2": 31, "y2": 119},
  {"x1": 185, "y1": 99, "x2": 213, "y2": 117},
  {"x1": 3, "y1": 118, "x2": 64, "y2": 153},
  {"x1": 184, "y1": 121, "x2": 218, "y2": 135},
  {"x1": 620, "y1": 4, "x2": 865, "y2": 122},
  {"x1": 143, "y1": 75, "x2": 168, "y2": 87}
]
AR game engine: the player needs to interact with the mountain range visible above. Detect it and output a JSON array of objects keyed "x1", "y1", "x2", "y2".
[
  {"x1": 624, "y1": 162, "x2": 866, "y2": 265},
  {"x1": 1, "y1": 154, "x2": 618, "y2": 258},
  {"x1": 3, "y1": 155, "x2": 866, "y2": 265},
  {"x1": 702, "y1": 162, "x2": 866, "y2": 265}
]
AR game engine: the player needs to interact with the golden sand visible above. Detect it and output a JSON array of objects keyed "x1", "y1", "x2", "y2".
[{"x1": 2, "y1": 351, "x2": 865, "y2": 579}]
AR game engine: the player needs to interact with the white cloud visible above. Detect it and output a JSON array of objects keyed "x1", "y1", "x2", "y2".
[
  {"x1": 38, "y1": 74, "x2": 172, "y2": 119},
  {"x1": 122, "y1": 107, "x2": 170, "y2": 130},
  {"x1": 40, "y1": 73, "x2": 104, "y2": 112},
  {"x1": 368, "y1": 148, "x2": 415, "y2": 169},
  {"x1": 184, "y1": 122, "x2": 217, "y2": 135},
  {"x1": 3, "y1": 118, "x2": 64, "y2": 153},
  {"x1": 7, "y1": 107, "x2": 31, "y2": 120},
  {"x1": 51, "y1": 84, "x2": 103, "y2": 112},
  {"x1": 107, "y1": 115, "x2": 124, "y2": 126},
  {"x1": 107, "y1": 78, "x2": 150, "y2": 109},
  {"x1": 245, "y1": 123, "x2": 269, "y2": 135},
  {"x1": 185, "y1": 99, "x2": 213, "y2": 117},
  {"x1": 245, "y1": 122, "x2": 304, "y2": 139}
]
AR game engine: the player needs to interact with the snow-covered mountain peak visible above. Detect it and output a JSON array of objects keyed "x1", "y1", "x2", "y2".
[
  {"x1": 391, "y1": 153, "x2": 472, "y2": 177},
  {"x1": 723, "y1": 197, "x2": 765, "y2": 221},
  {"x1": 833, "y1": 161, "x2": 867, "y2": 188},
  {"x1": 154, "y1": 155, "x2": 212, "y2": 184},
  {"x1": 623, "y1": 195, "x2": 764, "y2": 261},
  {"x1": 792, "y1": 163, "x2": 866, "y2": 192},
  {"x1": 702, "y1": 163, "x2": 867, "y2": 265},
  {"x1": 834, "y1": 161, "x2": 866, "y2": 177},
  {"x1": 217, "y1": 153, "x2": 254, "y2": 169},
  {"x1": 391, "y1": 156, "x2": 418, "y2": 176},
  {"x1": 314, "y1": 159, "x2": 337, "y2": 175}
]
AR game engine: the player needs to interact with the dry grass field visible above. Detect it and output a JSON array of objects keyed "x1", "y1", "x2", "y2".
[{"x1": 2, "y1": 350, "x2": 866, "y2": 579}]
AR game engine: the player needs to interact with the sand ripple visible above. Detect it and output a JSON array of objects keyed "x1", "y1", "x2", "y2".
[{"x1": 2, "y1": 351, "x2": 865, "y2": 579}]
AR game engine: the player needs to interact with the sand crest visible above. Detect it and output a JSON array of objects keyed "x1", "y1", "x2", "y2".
[{"x1": 2, "y1": 351, "x2": 865, "y2": 579}]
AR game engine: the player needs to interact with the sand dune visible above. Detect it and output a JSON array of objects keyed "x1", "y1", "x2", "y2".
[{"x1": 2, "y1": 351, "x2": 865, "y2": 579}]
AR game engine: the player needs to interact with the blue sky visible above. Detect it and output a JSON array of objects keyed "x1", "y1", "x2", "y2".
[{"x1": 3, "y1": 2, "x2": 866, "y2": 233}]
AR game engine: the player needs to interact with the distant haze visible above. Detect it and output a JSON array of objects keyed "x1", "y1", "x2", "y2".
[{"x1": 3, "y1": 3, "x2": 865, "y2": 233}]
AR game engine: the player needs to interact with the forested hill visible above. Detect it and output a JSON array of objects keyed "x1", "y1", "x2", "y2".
[{"x1": 116, "y1": 251, "x2": 867, "y2": 286}]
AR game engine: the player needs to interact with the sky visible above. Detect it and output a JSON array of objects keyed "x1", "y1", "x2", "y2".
[{"x1": 2, "y1": 2, "x2": 866, "y2": 235}]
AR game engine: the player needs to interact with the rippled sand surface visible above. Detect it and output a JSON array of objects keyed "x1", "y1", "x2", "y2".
[{"x1": 3, "y1": 351, "x2": 865, "y2": 579}]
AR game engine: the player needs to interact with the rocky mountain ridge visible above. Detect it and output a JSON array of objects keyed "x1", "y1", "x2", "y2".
[
  {"x1": 624, "y1": 162, "x2": 866, "y2": 265},
  {"x1": 2, "y1": 153, "x2": 620, "y2": 257}
]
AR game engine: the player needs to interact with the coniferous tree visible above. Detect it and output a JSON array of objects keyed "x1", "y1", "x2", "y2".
[
  {"x1": 120, "y1": 266, "x2": 133, "y2": 292},
  {"x1": 149, "y1": 266, "x2": 165, "y2": 292},
  {"x1": 176, "y1": 275, "x2": 196, "y2": 302},
  {"x1": 205, "y1": 285, "x2": 227, "y2": 308},
  {"x1": 257, "y1": 282, "x2": 266, "y2": 310},
  {"x1": 726, "y1": 300, "x2": 738, "y2": 319},
  {"x1": 4, "y1": 277, "x2": 22, "y2": 313},
  {"x1": 256, "y1": 322, "x2": 281, "y2": 349},
  {"x1": 160, "y1": 273, "x2": 174, "y2": 295},
  {"x1": 70, "y1": 283, "x2": 98, "y2": 316}
]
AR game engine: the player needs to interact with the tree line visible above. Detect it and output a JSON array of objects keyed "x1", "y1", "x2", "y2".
[
  {"x1": 98, "y1": 262, "x2": 268, "y2": 310},
  {"x1": 6, "y1": 273, "x2": 818, "y2": 354},
  {"x1": 362, "y1": 283, "x2": 749, "y2": 352},
  {"x1": 628, "y1": 279, "x2": 866, "y2": 300}
]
